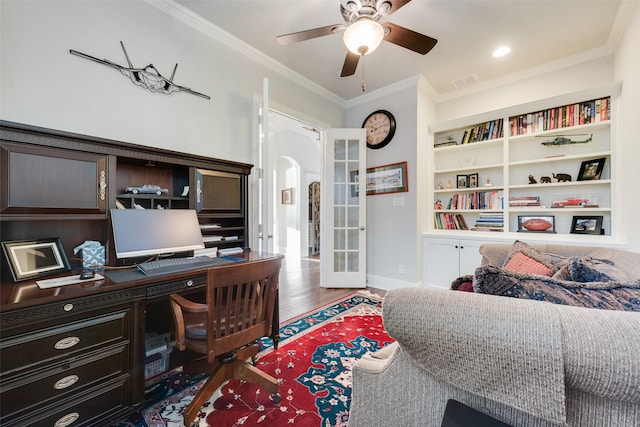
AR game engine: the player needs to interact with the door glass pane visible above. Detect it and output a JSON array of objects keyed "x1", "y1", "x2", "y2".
[
  {"x1": 334, "y1": 139, "x2": 346, "y2": 160},
  {"x1": 334, "y1": 206, "x2": 346, "y2": 227},
  {"x1": 333, "y1": 184, "x2": 345, "y2": 205},
  {"x1": 347, "y1": 252, "x2": 359, "y2": 272},
  {"x1": 334, "y1": 252, "x2": 345, "y2": 272},
  {"x1": 334, "y1": 162, "x2": 346, "y2": 182},
  {"x1": 347, "y1": 139, "x2": 359, "y2": 160},
  {"x1": 334, "y1": 229, "x2": 346, "y2": 250},
  {"x1": 347, "y1": 206, "x2": 359, "y2": 227},
  {"x1": 347, "y1": 229, "x2": 359, "y2": 249}
]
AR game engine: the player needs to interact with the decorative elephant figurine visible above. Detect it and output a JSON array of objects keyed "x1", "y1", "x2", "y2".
[
  {"x1": 553, "y1": 173, "x2": 572, "y2": 182},
  {"x1": 540, "y1": 176, "x2": 551, "y2": 183}
]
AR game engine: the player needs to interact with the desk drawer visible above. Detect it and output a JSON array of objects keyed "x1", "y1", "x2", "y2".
[
  {"x1": 5, "y1": 378, "x2": 129, "y2": 427},
  {"x1": 1, "y1": 311, "x2": 129, "y2": 375},
  {"x1": 1, "y1": 344, "x2": 128, "y2": 417}
]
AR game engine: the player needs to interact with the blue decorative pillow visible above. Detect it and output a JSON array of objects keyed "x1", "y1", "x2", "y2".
[{"x1": 474, "y1": 265, "x2": 640, "y2": 312}]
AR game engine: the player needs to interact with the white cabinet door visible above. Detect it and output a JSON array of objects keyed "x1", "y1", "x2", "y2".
[
  {"x1": 458, "y1": 240, "x2": 483, "y2": 276},
  {"x1": 422, "y1": 237, "x2": 484, "y2": 288}
]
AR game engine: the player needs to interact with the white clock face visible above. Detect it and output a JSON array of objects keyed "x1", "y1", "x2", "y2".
[{"x1": 363, "y1": 110, "x2": 395, "y2": 149}]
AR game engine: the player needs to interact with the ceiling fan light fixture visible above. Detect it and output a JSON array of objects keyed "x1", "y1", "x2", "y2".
[{"x1": 343, "y1": 18, "x2": 384, "y2": 56}]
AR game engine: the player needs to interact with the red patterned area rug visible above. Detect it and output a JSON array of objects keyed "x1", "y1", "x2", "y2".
[{"x1": 121, "y1": 290, "x2": 392, "y2": 427}]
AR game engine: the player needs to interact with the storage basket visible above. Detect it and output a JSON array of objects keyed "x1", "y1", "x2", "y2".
[{"x1": 144, "y1": 346, "x2": 172, "y2": 379}]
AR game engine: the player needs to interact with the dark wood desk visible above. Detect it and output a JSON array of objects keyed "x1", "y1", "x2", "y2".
[{"x1": 0, "y1": 252, "x2": 282, "y2": 427}]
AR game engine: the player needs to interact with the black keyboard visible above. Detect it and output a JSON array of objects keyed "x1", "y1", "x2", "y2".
[{"x1": 137, "y1": 256, "x2": 228, "y2": 276}]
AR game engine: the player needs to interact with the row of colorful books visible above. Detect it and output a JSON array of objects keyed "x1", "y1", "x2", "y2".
[
  {"x1": 434, "y1": 213, "x2": 469, "y2": 230},
  {"x1": 471, "y1": 212, "x2": 504, "y2": 232},
  {"x1": 459, "y1": 119, "x2": 504, "y2": 145},
  {"x1": 446, "y1": 191, "x2": 504, "y2": 210},
  {"x1": 509, "y1": 97, "x2": 610, "y2": 136}
]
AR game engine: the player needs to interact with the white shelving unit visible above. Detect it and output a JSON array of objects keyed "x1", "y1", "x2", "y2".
[{"x1": 426, "y1": 83, "x2": 622, "y2": 242}]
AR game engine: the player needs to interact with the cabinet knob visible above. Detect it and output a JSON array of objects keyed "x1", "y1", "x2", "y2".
[
  {"x1": 54, "y1": 374, "x2": 80, "y2": 390},
  {"x1": 55, "y1": 412, "x2": 79, "y2": 427},
  {"x1": 54, "y1": 336, "x2": 80, "y2": 350},
  {"x1": 186, "y1": 280, "x2": 194, "y2": 287}
]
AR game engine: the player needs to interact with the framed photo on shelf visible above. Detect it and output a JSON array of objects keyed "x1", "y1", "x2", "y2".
[
  {"x1": 468, "y1": 173, "x2": 479, "y2": 188},
  {"x1": 281, "y1": 188, "x2": 293, "y2": 204},
  {"x1": 1, "y1": 238, "x2": 71, "y2": 282},
  {"x1": 570, "y1": 216, "x2": 604, "y2": 235},
  {"x1": 456, "y1": 174, "x2": 468, "y2": 189},
  {"x1": 517, "y1": 215, "x2": 556, "y2": 233},
  {"x1": 577, "y1": 157, "x2": 606, "y2": 181}
]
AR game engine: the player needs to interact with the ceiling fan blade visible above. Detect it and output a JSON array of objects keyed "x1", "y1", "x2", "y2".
[
  {"x1": 277, "y1": 24, "x2": 345, "y2": 45},
  {"x1": 386, "y1": 0, "x2": 413, "y2": 15},
  {"x1": 382, "y1": 22, "x2": 437, "y2": 55},
  {"x1": 340, "y1": 51, "x2": 360, "y2": 77}
]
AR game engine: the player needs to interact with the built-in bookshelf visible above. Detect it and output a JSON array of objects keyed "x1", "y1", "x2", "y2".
[{"x1": 428, "y1": 83, "x2": 620, "y2": 242}]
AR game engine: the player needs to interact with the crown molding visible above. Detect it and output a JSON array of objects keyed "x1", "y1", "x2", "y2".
[{"x1": 146, "y1": 0, "x2": 347, "y2": 107}]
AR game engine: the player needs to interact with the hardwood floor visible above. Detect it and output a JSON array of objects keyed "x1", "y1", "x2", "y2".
[{"x1": 278, "y1": 257, "x2": 386, "y2": 322}]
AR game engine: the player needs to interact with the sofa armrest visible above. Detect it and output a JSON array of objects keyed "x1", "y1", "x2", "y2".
[
  {"x1": 382, "y1": 287, "x2": 567, "y2": 424},
  {"x1": 558, "y1": 304, "x2": 640, "y2": 402}
]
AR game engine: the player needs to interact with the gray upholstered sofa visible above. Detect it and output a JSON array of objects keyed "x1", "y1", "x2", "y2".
[{"x1": 349, "y1": 242, "x2": 640, "y2": 427}]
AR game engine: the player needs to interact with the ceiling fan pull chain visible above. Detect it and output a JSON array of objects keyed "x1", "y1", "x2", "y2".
[{"x1": 361, "y1": 54, "x2": 366, "y2": 92}]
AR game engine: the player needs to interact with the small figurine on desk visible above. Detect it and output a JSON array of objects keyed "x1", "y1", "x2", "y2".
[
  {"x1": 434, "y1": 199, "x2": 443, "y2": 210},
  {"x1": 437, "y1": 181, "x2": 444, "y2": 190},
  {"x1": 484, "y1": 178, "x2": 492, "y2": 187},
  {"x1": 446, "y1": 179, "x2": 452, "y2": 189}
]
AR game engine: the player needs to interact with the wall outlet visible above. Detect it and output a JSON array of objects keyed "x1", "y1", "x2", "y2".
[{"x1": 399, "y1": 264, "x2": 405, "y2": 274}]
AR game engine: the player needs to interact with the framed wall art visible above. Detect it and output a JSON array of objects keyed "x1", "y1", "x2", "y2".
[
  {"x1": 352, "y1": 161, "x2": 408, "y2": 196},
  {"x1": 1, "y1": 238, "x2": 71, "y2": 281},
  {"x1": 281, "y1": 188, "x2": 294, "y2": 204}
]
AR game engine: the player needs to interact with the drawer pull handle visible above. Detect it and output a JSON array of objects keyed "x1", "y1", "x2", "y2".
[
  {"x1": 54, "y1": 336, "x2": 80, "y2": 350},
  {"x1": 55, "y1": 412, "x2": 79, "y2": 427},
  {"x1": 54, "y1": 375, "x2": 79, "y2": 390}
]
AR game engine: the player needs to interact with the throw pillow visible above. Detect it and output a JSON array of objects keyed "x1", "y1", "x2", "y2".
[
  {"x1": 502, "y1": 240, "x2": 568, "y2": 271},
  {"x1": 474, "y1": 265, "x2": 640, "y2": 312},
  {"x1": 552, "y1": 257, "x2": 631, "y2": 282},
  {"x1": 503, "y1": 251, "x2": 553, "y2": 276}
]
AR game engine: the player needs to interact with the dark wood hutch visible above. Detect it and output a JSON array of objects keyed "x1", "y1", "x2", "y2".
[{"x1": 0, "y1": 121, "x2": 259, "y2": 426}]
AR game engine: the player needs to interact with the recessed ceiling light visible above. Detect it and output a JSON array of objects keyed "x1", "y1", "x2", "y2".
[{"x1": 493, "y1": 46, "x2": 511, "y2": 58}]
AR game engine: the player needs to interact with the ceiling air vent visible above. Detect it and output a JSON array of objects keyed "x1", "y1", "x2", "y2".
[{"x1": 452, "y1": 74, "x2": 479, "y2": 90}]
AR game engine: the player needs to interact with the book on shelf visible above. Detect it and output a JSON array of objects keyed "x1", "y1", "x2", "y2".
[
  {"x1": 509, "y1": 97, "x2": 610, "y2": 136},
  {"x1": 202, "y1": 235, "x2": 223, "y2": 242},
  {"x1": 200, "y1": 223, "x2": 222, "y2": 229}
]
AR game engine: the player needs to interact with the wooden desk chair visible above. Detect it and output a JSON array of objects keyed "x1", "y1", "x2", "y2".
[{"x1": 169, "y1": 256, "x2": 283, "y2": 427}]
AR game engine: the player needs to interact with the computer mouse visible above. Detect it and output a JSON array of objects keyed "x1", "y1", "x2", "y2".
[{"x1": 79, "y1": 270, "x2": 96, "y2": 280}]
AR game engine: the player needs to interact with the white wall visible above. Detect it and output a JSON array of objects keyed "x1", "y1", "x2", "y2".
[
  {"x1": 345, "y1": 80, "x2": 423, "y2": 289},
  {"x1": 0, "y1": 0, "x2": 343, "y2": 166}
]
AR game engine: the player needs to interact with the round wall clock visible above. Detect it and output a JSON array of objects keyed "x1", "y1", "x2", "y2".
[{"x1": 362, "y1": 109, "x2": 396, "y2": 149}]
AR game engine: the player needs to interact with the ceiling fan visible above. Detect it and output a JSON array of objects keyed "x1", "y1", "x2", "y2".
[{"x1": 276, "y1": 0, "x2": 437, "y2": 78}]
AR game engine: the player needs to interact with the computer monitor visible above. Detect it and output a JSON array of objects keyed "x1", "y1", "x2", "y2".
[{"x1": 110, "y1": 209, "x2": 204, "y2": 259}]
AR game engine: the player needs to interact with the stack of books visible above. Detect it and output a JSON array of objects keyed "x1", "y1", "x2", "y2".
[
  {"x1": 471, "y1": 212, "x2": 504, "y2": 232},
  {"x1": 509, "y1": 196, "x2": 541, "y2": 208}
]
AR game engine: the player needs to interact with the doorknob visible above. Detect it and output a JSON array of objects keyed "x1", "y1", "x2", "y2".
[{"x1": 359, "y1": 226, "x2": 365, "y2": 231}]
